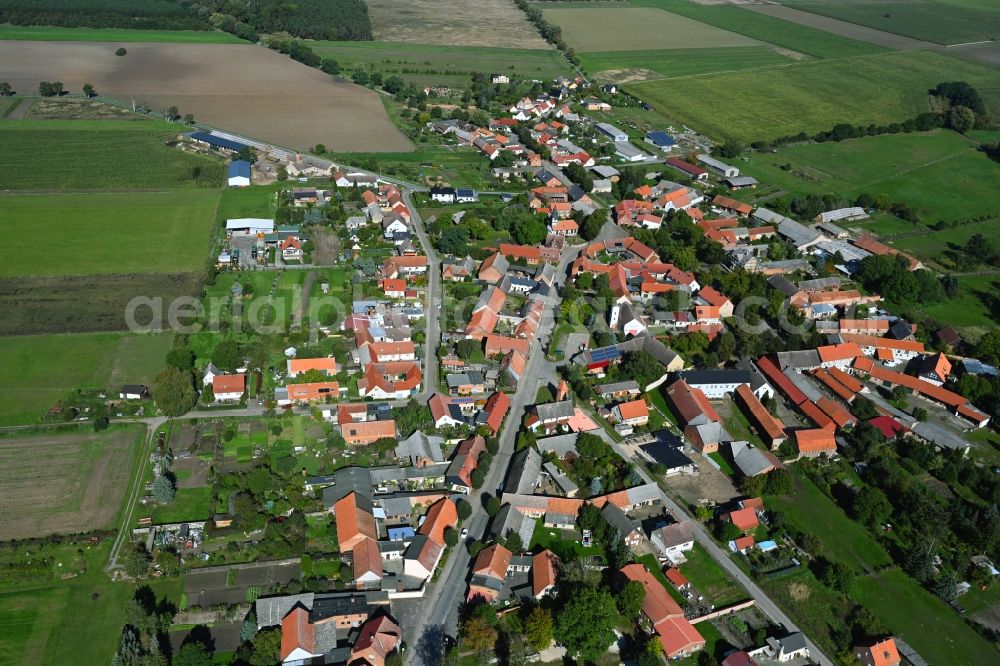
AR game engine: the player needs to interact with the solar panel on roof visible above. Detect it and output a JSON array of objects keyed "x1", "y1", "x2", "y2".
[{"x1": 590, "y1": 347, "x2": 620, "y2": 362}]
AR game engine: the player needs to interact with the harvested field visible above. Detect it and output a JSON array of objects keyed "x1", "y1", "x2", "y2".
[
  {"x1": 0, "y1": 428, "x2": 141, "y2": 540},
  {"x1": 0, "y1": 191, "x2": 219, "y2": 276},
  {"x1": 367, "y1": 0, "x2": 550, "y2": 48},
  {"x1": 542, "y1": 6, "x2": 759, "y2": 52},
  {"x1": 749, "y1": 4, "x2": 936, "y2": 50},
  {"x1": 0, "y1": 41, "x2": 411, "y2": 152},
  {"x1": 24, "y1": 97, "x2": 146, "y2": 120},
  {"x1": 0, "y1": 273, "x2": 204, "y2": 336}
]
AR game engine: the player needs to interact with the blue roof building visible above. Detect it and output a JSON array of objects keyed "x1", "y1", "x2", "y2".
[
  {"x1": 644, "y1": 130, "x2": 676, "y2": 150},
  {"x1": 190, "y1": 131, "x2": 248, "y2": 152},
  {"x1": 227, "y1": 160, "x2": 251, "y2": 187}
]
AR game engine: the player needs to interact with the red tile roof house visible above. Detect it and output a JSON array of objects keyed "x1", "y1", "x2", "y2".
[
  {"x1": 532, "y1": 550, "x2": 558, "y2": 599},
  {"x1": 854, "y1": 637, "x2": 901, "y2": 666},
  {"x1": 618, "y1": 563, "x2": 705, "y2": 659},
  {"x1": 212, "y1": 374, "x2": 246, "y2": 402},
  {"x1": 349, "y1": 614, "x2": 402, "y2": 666},
  {"x1": 724, "y1": 507, "x2": 760, "y2": 532},
  {"x1": 467, "y1": 543, "x2": 513, "y2": 603},
  {"x1": 333, "y1": 491, "x2": 377, "y2": 552},
  {"x1": 613, "y1": 399, "x2": 650, "y2": 426}
]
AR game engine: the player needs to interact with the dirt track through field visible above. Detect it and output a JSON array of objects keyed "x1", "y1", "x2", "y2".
[
  {"x1": 0, "y1": 41, "x2": 413, "y2": 152},
  {"x1": 0, "y1": 429, "x2": 138, "y2": 539}
]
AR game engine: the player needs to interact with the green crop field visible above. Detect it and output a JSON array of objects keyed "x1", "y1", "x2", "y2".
[
  {"x1": 628, "y1": 0, "x2": 887, "y2": 59},
  {"x1": 0, "y1": 120, "x2": 224, "y2": 190},
  {"x1": 741, "y1": 129, "x2": 1000, "y2": 222},
  {"x1": 0, "y1": 333, "x2": 171, "y2": 425},
  {"x1": 781, "y1": 0, "x2": 1000, "y2": 45},
  {"x1": 626, "y1": 50, "x2": 1000, "y2": 142},
  {"x1": 309, "y1": 41, "x2": 572, "y2": 87},
  {"x1": 854, "y1": 568, "x2": 1000, "y2": 666},
  {"x1": 0, "y1": 24, "x2": 245, "y2": 43},
  {"x1": 581, "y1": 46, "x2": 797, "y2": 82},
  {"x1": 1, "y1": 190, "x2": 219, "y2": 276},
  {"x1": 539, "y1": 5, "x2": 759, "y2": 52}
]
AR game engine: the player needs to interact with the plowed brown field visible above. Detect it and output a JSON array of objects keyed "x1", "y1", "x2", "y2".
[{"x1": 0, "y1": 41, "x2": 413, "y2": 152}]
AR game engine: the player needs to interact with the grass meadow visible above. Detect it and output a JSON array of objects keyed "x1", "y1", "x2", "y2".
[
  {"x1": 767, "y1": 475, "x2": 892, "y2": 573},
  {"x1": 853, "y1": 568, "x2": 1000, "y2": 665},
  {"x1": 309, "y1": 41, "x2": 572, "y2": 87},
  {"x1": 0, "y1": 120, "x2": 224, "y2": 190},
  {"x1": 781, "y1": 0, "x2": 1000, "y2": 45},
  {"x1": 626, "y1": 50, "x2": 1000, "y2": 142},
  {"x1": 0, "y1": 24, "x2": 245, "y2": 43},
  {"x1": 0, "y1": 190, "x2": 219, "y2": 276},
  {"x1": 0, "y1": 542, "x2": 129, "y2": 665},
  {"x1": 740, "y1": 130, "x2": 1000, "y2": 222},
  {"x1": 0, "y1": 333, "x2": 172, "y2": 425}
]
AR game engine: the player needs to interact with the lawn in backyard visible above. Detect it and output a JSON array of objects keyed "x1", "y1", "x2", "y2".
[
  {"x1": 528, "y1": 518, "x2": 603, "y2": 561},
  {"x1": 759, "y1": 568, "x2": 851, "y2": 657},
  {"x1": 149, "y1": 487, "x2": 214, "y2": 524},
  {"x1": 581, "y1": 46, "x2": 797, "y2": 83},
  {"x1": 765, "y1": 473, "x2": 892, "y2": 573},
  {"x1": 780, "y1": 0, "x2": 1000, "y2": 45},
  {"x1": 0, "y1": 120, "x2": 224, "y2": 190},
  {"x1": 308, "y1": 41, "x2": 572, "y2": 87},
  {"x1": 679, "y1": 543, "x2": 749, "y2": 606},
  {"x1": 853, "y1": 567, "x2": 1000, "y2": 666},
  {"x1": 625, "y1": 50, "x2": 1000, "y2": 142},
  {"x1": 0, "y1": 333, "x2": 172, "y2": 426},
  {"x1": 0, "y1": 24, "x2": 245, "y2": 43},
  {"x1": 628, "y1": 0, "x2": 887, "y2": 59},
  {"x1": 0, "y1": 190, "x2": 220, "y2": 277}
]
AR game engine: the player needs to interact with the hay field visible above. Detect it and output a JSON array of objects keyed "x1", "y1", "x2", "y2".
[
  {"x1": 0, "y1": 334, "x2": 172, "y2": 425},
  {"x1": 0, "y1": 41, "x2": 412, "y2": 152},
  {"x1": 581, "y1": 46, "x2": 797, "y2": 82},
  {"x1": 0, "y1": 191, "x2": 219, "y2": 276},
  {"x1": 541, "y1": 6, "x2": 759, "y2": 52},
  {"x1": 0, "y1": 428, "x2": 142, "y2": 539},
  {"x1": 626, "y1": 50, "x2": 1000, "y2": 142},
  {"x1": 367, "y1": 0, "x2": 550, "y2": 48}
]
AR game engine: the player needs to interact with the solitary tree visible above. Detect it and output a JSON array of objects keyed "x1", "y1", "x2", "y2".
[
  {"x1": 523, "y1": 606, "x2": 553, "y2": 652},
  {"x1": 152, "y1": 474, "x2": 176, "y2": 504},
  {"x1": 0, "y1": 82, "x2": 11, "y2": 96},
  {"x1": 166, "y1": 105, "x2": 180, "y2": 121},
  {"x1": 183, "y1": 113, "x2": 195, "y2": 124},
  {"x1": 153, "y1": 367, "x2": 196, "y2": 417},
  {"x1": 83, "y1": 83, "x2": 96, "y2": 97},
  {"x1": 115, "y1": 47, "x2": 127, "y2": 56}
]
